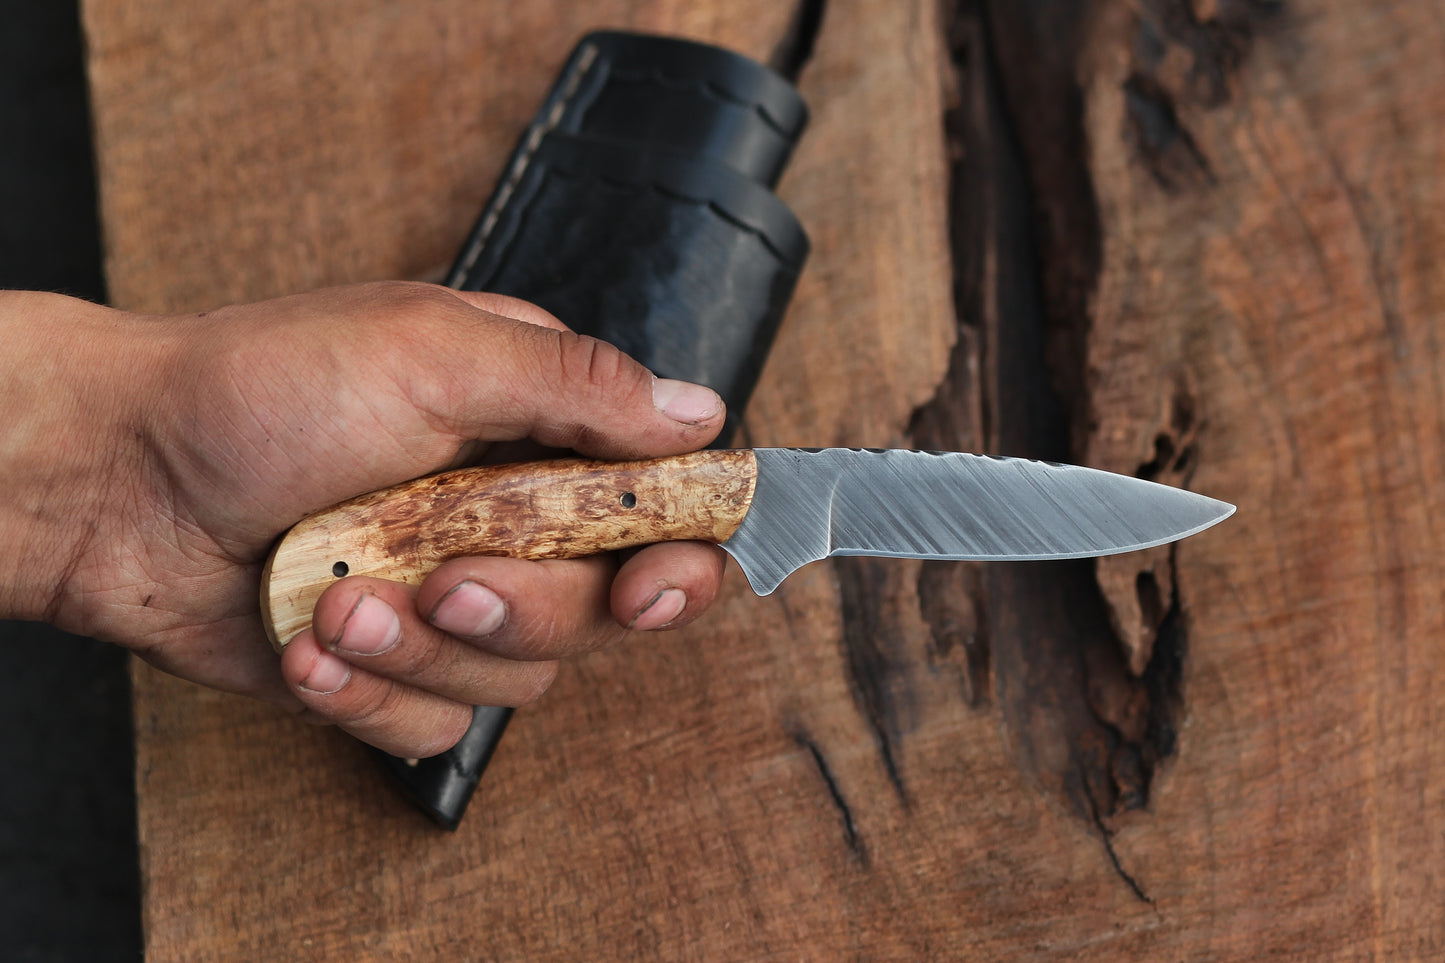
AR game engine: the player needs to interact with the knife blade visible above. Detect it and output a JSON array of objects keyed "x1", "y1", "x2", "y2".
[{"x1": 261, "y1": 448, "x2": 1234, "y2": 648}]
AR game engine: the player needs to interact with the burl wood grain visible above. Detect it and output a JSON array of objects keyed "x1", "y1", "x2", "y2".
[
  {"x1": 262, "y1": 450, "x2": 757, "y2": 647},
  {"x1": 86, "y1": 0, "x2": 1445, "y2": 959}
]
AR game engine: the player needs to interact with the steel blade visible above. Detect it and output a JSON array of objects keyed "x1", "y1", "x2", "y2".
[{"x1": 722, "y1": 448, "x2": 1235, "y2": 595}]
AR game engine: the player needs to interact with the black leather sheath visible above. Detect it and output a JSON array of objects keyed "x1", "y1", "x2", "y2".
[{"x1": 375, "y1": 31, "x2": 810, "y2": 829}]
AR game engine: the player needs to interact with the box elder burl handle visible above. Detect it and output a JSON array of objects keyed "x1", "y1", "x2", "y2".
[{"x1": 261, "y1": 450, "x2": 758, "y2": 650}]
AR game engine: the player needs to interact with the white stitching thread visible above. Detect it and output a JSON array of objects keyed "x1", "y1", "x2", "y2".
[{"x1": 453, "y1": 42, "x2": 600, "y2": 280}]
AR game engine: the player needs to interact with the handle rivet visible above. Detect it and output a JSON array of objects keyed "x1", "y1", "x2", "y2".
[
  {"x1": 620, "y1": 492, "x2": 637, "y2": 509},
  {"x1": 332, "y1": 561, "x2": 350, "y2": 578}
]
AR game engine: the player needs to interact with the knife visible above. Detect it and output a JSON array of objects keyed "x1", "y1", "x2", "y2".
[{"x1": 261, "y1": 447, "x2": 1233, "y2": 647}]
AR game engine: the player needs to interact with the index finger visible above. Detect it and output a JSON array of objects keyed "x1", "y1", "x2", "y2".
[{"x1": 446, "y1": 291, "x2": 571, "y2": 332}]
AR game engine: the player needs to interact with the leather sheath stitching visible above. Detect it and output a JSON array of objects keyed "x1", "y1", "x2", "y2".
[{"x1": 451, "y1": 41, "x2": 600, "y2": 281}]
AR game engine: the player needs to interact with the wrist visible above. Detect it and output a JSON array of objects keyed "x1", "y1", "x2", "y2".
[{"x1": 0, "y1": 292, "x2": 164, "y2": 625}]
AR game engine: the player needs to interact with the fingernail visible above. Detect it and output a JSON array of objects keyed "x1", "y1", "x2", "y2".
[
  {"x1": 652, "y1": 377, "x2": 722, "y2": 425},
  {"x1": 429, "y1": 580, "x2": 507, "y2": 638},
  {"x1": 333, "y1": 593, "x2": 402, "y2": 655},
  {"x1": 630, "y1": 588, "x2": 688, "y2": 631},
  {"x1": 299, "y1": 651, "x2": 350, "y2": 694}
]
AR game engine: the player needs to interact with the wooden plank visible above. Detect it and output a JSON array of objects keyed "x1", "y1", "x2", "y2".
[
  {"x1": 1073, "y1": 0, "x2": 1445, "y2": 953},
  {"x1": 83, "y1": 0, "x2": 955, "y2": 958},
  {"x1": 939, "y1": 0, "x2": 1445, "y2": 956},
  {"x1": 83, "y1": 0, "x2": 1445, "y2": 957}
]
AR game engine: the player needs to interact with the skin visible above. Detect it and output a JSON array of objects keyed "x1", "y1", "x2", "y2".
[{"x1": 0, "y1": 281, "x2": 728, "y2": 757}]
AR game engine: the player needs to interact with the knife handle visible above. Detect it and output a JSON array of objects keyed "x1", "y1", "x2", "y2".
[{"x1": 260, "y1": 449, "x2": 758, "y2": 650}]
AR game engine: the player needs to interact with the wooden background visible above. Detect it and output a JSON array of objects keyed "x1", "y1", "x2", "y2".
[{"x1": 82, "y1": 0, "x2": 1444, "y2": 958}]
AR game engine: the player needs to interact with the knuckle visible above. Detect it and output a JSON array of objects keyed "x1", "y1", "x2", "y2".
[
  {"x1": 512, "y1": 623, "x2": 620, "y2": 662},
  {"x1": 330, "y1": 676, "x2": 407, "y2": 730},
  {"x1": 355, "y1": 281, "x2": 470, "y2": 345},
  {"x1": 410, "y1": 712, "x2": 473, "y2": 758},
  {"x1": 514, "y1": 330, "x2": 660, "y2": 453},
  {"x1": 510, "y1": 662, "x2": 559, "y2": 706},
  {"x1": 500, "y1": 610, "x2": 571, "y2": 662},
  {"x1": 557, "y1": 332, "x2": 624, "y2": 388},
  {"x1": 359, "y1": 279, "x2": 449, "y2": 311},
  {"x1": 554, "y1": 332, "x2": 652, "y2": 401},
  {"x1": 387, "y1": 628, "x2": 452, "y2": 682}
]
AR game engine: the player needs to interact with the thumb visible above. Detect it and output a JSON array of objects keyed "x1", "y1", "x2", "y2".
[{"x1": 423, "y1": 295, "x2": 727, "y2": 460}]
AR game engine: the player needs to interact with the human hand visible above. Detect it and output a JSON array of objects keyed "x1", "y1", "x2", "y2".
[{"x1": 0, "y1": 282, "x2": 728, "y2": 756}]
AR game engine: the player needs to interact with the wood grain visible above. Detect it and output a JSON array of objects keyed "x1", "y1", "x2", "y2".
[
  {"x1": 262, "y1": 451, "x2": 757, "y2": 647},
  {"x1": 82, "y1": 1, "x2": 805, "y2": 313},
  {"x1": 1076, "y1": 1, "x2": 1445, "y2": 952},
  {"x1": 83, "y1": 0, "x2": 1445, "y2": 958}
]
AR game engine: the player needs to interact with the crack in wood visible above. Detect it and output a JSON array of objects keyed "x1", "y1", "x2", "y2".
[
  {"x1": 917, "y1": 560, "x2": 990, "y2": 708},
  {"x1": 892, "y1": 0, "x2": 1255, "y2": 896},
  {"x1": 773, "y1": 0, "x2": 1255, "y2": 899},
  {"x1": 1124, "y1": 72, "x2": 1217, "y2": 191},
  {"x1": 1088, "y1": 790, "x2": 1155, "y2": 905},
  {"x1": 1136, "y1": 379, "x2": 1199, "y2": 483},
  {"x1": 1138, "y1": 559, "x2": 1189, "y2": 768},
  {"x1": 791, "y1": 727, "x2": 868, "y2": 865},
  {"x1": 833, "y1": 556, "x2": 911, "y2": 804},
  {"x1": 1123, "y1": 1, "x2": 1284, "y2": 186},
  {"x1": 1134, "y1": 0, "x2": 1282, "y2": 107}
]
